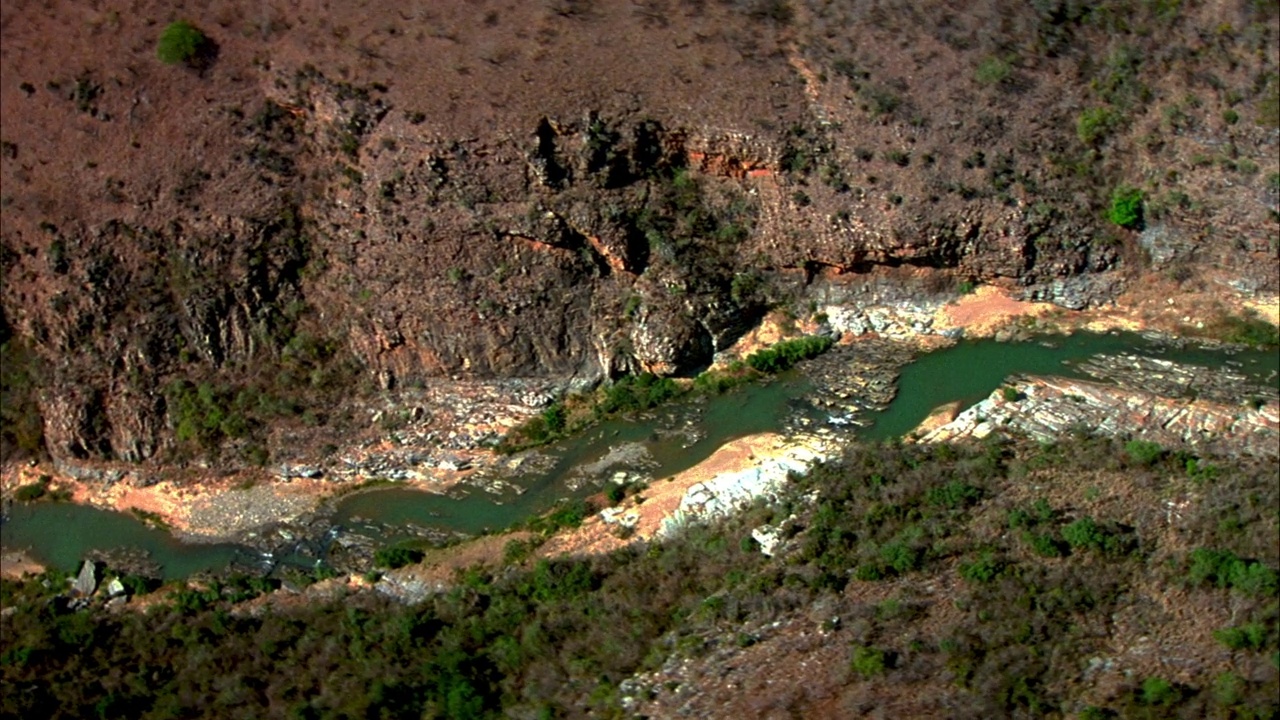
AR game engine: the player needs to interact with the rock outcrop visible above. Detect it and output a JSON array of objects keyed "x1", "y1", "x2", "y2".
[{"x1": 921, "y1": 375, "x2": 1279, "y2": 458}]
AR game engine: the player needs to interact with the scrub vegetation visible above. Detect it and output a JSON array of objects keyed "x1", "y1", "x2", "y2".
[{"x1": 3, "y1": 435, "x2": 1275, "y2": 718}]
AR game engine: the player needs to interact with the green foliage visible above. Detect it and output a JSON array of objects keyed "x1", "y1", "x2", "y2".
[
  {"x1": 926, "y1": 480, "x2": 982, "y2": 509},
  {"x1": 849, "y1": 645, "x2": 889, "y2": 678},
  {"x1": 1108, "y1": 185, "x2": 1144, "y2": 229},
  {"x1": 1077, "y1": 107, "x2": 1118, "y2": 145},
  {"x1": 693, "y1": 363, "x2": 754, "y2": 395},
  {"x1": 1213, "y1": 623, "x2": 1269, "y2": 651},
  {"x1": 1001, "y1": 386, "x2": 1021, "y2": 402},
  {"x1": 959, "y1": 552, "x2": 1003, "y2": 583},
  {"x1": 374, "y1": 544, "x2": 425, "y2": 569},
  {"x1": 502, "y1": 538, "x2": 539, "y2": 565},
  {"x1": 597, "y1": 373, "x2": 682, "y2": 416},
  {"x1": 1061, "y1": 516, "x2": 1123, "y2": 554},
  {"x1": 744, "y1": 335, "x2": 833, "y2": 373},
  {"x1": 165, "y1": 379, "x2": 257, "y2": 449},
  {"x1": 156, "y1": 21, "x2": 208, "y2": 65},
  {"x1": 1187, "y1": 548, "x2": 1279, "y2": 596},
  {"x1": 13, "y1": 479, "x2": 48, "y2": 502},
  {"x1": 1139, "y1": 677, "x2": 1180, "y2": 706},
  {"x1": 539, "y1": 405, "x2": 566, "y2": 436},
  {"x1": 605, "y1": 483, "x2": 628, "y2": 505},
  {"x1": 1124, "y1": 439, "x2": 1164, "y2": 465},
  {"x1": 1028, "y1": 532, "x2": 1067, "y2": 558},
  {"x1": 975, "y1": 57, "x2": 1012, "y2": 86},
  {"x1": 525, "y1": 499, "x2": 594, "y2": 536},
  {"x1": 2, "y1": 436, "x2": 1276, "y2": 718},
  {"x1": 1208, "y1": 311, "x2": 1280, "y2": 348}
]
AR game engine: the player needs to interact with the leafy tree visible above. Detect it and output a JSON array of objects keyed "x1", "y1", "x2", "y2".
[
  {"x1": 1109, "y1": 185, "x2": 1144, "y2": 229},
  {"x1": 156, "y1": 21, "x2": 209, "y2": 66}
]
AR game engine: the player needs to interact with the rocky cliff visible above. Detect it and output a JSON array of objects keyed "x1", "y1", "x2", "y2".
[{"x1": 2, "y1": 0, "x2": 1277, "y2": 464}]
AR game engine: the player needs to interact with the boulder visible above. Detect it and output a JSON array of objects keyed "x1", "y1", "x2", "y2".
[
  {"x1": 105, "y1": 577, "x2": 126, "y2": 598},
  {"x1": 72, "y1": 560, "x2": 97, "y2": 597}
]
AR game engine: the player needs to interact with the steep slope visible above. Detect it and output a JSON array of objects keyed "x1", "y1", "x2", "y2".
[{"x1": 2, "y1": 0, "x2": 1277, "y2": 465}]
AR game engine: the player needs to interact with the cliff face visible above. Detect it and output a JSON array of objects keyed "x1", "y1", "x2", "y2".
[{"x1": 1, "y1": 0, "x2": 1277, "y2": 463}]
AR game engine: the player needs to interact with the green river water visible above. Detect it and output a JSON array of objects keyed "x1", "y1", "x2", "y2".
[{"x1": 4, "y1": 332, "x2": 1276, "y2": 579}]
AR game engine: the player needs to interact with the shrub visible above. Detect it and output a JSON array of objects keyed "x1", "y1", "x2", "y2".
[
  {"x1": 1108, "y1": 185, "x2": 1144, "y2": 229},
  {"x1": 156, "y1": 21, "x2": 209, "y2": 66},
  {"x1": 14, "y1": 480, "x2": 48, "y2": 503},
  {"x1": 1061, "y1": 516, "x2": 1123, "y2": 554},
  {"x1": 1213, "y1": 623, "x2": 1267, "y2": 651},
  {"x1": 374, "y1": 545, "x2": 425, "y2": 570},
  {"x1": 1077, "y1": 107, "x2": 1118, "y2": 145},
  {"x1": 850, "y1": 645, "x2": 888, "y2": 678},
  {"x1": 541, "y1": 404, "x2": 567, "y2": 435},
  {"x1": 880, "y1": 539, "x2": 924, "y2": 575},
  {"x1": 1001, "y1": 387, "x2": 1021, "y2": 402},
  {"x1": 1187, "y1": 548, "x2": 1279, "y2": 596},
  {"x1": 959, "y1": 552, "x2": 1003, "y2": 583},
  {"x1": 926, "y1": 481, "x2": 982, "y2": 509},
  {"x1": 976, "y1": 57, "x2": 1012, "y2": 86},
  {"x1": 744, "y1": 335, "x2": 833, "y2": 374},
  {"x1": 597, "y1": 373, "x2": 682, "y2": 415},
  {"x1": 1210, "y1": 311, "x2": 1280, "y2": 348},
  {"x1": 537, "y1": 499, "x2": 593, "y2": 534},
  {"x1": 1139, "y1": 677, "x2": 1180, "y2": 706},
  {"x1": 1028, "y1": 532, "x2": 1067, "y2": 558},
  {"x1": 605, "y1": 484, "x2": 627, "y2": 505},
  {"x1": 503, "y1": 539, "x2": 537, "y2": 565},
  {"x1": 1124, "y1": 439, "x2": 1164, "y2": 466}
]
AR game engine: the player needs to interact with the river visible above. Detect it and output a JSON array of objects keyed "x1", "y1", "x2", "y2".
[{"x1": 3, "y1": 332, "x2": 1276, "y2": 579}]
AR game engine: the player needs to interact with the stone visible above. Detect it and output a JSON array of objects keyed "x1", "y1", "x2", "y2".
[
  {"x1": 751, "y1": 525, "x2": 783, "y2": 556},
  {"x1": 72, "y1": 560, "x2": 97, "y2": 597},
  {"x1": 105, "y1": 577, "x2": 126, "y2": 598},
  {"x1": 438, "y1": 454, "x2": 471, "y2": 471}
]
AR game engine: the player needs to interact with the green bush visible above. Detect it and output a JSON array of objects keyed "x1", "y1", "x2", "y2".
[
  {"x1": 1187, "y1": 548, "x2": 1279, "y2": 596},
  {"x1": 693, "y1": 365, "x2": 754, "y2": 394},
  {"x1": 1028, "y1": 532, "x2": 1067, "y2": 558},
  {"x1": 1061, "y1": 516, "x2": 1127, "y2": 554},
  {"x1": 976, "y1": 57, "x2": 1012, "y2": 86},
  {"x1": 959, "y1": 552, "x2": 1003, "y2": 583},
  {"x1": 373, "y1": 545, "x2": 425, "y2": 570},
  {"x1": 541, "y1": 404, "x2": 567, "y2": 434},
  {"x1": 850, "y1": 645, "x2": 889, "y2": 678},
  {"x1": 1213, "y1": 623, "x2": 1268, "y2": 651},
  {"x1": 14, "y1": 480, "x2": 48, "y2": 503},
  {"x1": 1124, "y1": 439, "x2": 1164, "y2": 466},
  {"x1": 1139, "y1": 677, "x2": 1180, "y2": 706},
  {"x1": 1108, "y1": 185, "x2": 1144, "y2": 229},
  {"x1": 156, "y1": 21, "x2": 208, "y2": 66},
  {"x1": 744, "y1": 335, "x2": 833, "y2": 373},
  {"x1": 926, "y1": 481, "x2": 982, "y2": 509},
  {"x1": 597, "y1": 373, "x2": 682, "y2": 416},
  {"x1": 533, "y1": 499, "x2": 594, "y2": 534},
  {"x1": 1211, "y1": 312, "x2": 1280, "y2": 348},
  {"x1": 1001, "y1": 386, "x2": 1021, "y2": 402},
  {"x1": 1077, "y1": 107, "x2": 1118, "y2": 145}
]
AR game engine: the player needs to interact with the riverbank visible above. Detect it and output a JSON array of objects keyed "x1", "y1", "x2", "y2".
[
  {"x1": 3, "y1": 281, "x2": 1276, "y2": 568},
  {"x1": 0, "y1": 549, "x2": 45, "y2": 579}
]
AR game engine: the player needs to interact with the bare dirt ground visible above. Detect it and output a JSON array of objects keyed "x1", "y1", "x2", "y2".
[
  {"x1": 932, "y1": 284, "x2": 1062, "y2": 335},
  {"x1": 0, "y1": 549, "x2": 45, "y2": 579}
]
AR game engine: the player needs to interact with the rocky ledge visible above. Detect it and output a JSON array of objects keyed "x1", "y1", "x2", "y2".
[{"x1": 920, "y1": 372, "x2": 1279, "y2": 459}]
